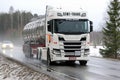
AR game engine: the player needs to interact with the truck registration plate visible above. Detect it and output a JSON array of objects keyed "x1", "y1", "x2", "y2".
[{"x1": 69, "y1": 57, "x2": 76, "y2": 60}]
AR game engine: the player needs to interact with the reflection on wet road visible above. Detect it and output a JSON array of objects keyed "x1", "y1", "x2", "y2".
[{"x1": 0, "y1": 46, "x2": 120, "y2": 80}]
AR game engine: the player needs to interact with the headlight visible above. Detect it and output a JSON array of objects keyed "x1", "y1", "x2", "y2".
[
  {"x1": 53, "y1": 49, "x2": 61, "y2": 54},
  {"x1": 10, "y1": 44, "x2": 14, "y2": 48},
  {"x1": 2, "y1": 44, "x2": 6, "y2": 48}
]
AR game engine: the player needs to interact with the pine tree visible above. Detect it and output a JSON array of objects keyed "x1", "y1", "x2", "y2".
[{"x1": 100, "y1": 0, "x2": 120, "y2": 58}]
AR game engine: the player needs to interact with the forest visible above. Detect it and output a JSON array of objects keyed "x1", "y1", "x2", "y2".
[{"x1": 0, "y1": 7, "x2": 38, "y2": 43}]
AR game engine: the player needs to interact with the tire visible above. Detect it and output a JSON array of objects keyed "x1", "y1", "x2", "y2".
[
  {"x1": 37, "y1": 49, "x2": 42, "y2": 60},
  {"x1": 23, "y1": 42, "x2": 33, "y2": 58},
  {"x1": 28, "y1": 45, "x2": 32, "y2": 58},
  {"x1": 79, "y1": 60, "x2": 87, "y2": 66},
  {"x1": 24, "y1": 44, "x2": 31, "y2": 58},
  {"x1": 47, "y1": 49, "x2": 51, "y2": 66},
  {"x1": 36, "y1": 49, "x2": 39, "y2": 59}
]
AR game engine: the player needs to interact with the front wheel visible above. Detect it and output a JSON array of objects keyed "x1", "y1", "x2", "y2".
[
  {"x1": 47, "y1": 49, "x2": 51, "y2": 66},
  {"x1": 79, "y1": 60, "x2": 87, "y2": 66}
]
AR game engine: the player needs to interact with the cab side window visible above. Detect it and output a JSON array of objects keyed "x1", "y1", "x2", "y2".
[{"x1": 48, "y1": 20, "x2": 53, "y2": 33}]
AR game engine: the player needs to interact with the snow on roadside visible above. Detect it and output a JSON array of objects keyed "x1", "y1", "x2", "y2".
[
  {"x1": 0, "y1": 55, "x2": 55, "y2": 80},
  {"x1": 89, "y1": 46, "x2": 103, "y2": 57}
]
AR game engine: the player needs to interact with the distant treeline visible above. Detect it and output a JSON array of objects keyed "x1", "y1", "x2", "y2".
[
  {"x1": 0, "y1": 10, "x2": 38, "y2": 41},
  {"x1": 0, "y1": 11, "x2": 36, "y2": 34}
]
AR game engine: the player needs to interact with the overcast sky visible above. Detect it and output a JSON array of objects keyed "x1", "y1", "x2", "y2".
[{"x1": 0, "y1": 0, "x2": 110, "y2": 31}]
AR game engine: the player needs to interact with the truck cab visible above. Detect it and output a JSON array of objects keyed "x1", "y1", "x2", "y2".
[{"x1": 45, "y1": 6, "x2": 93, "y2": 65}]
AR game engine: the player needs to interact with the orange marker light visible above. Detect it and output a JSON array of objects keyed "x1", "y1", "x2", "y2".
[{"x1": 47, "y1": 34, "x2": 51, "y2": 43}]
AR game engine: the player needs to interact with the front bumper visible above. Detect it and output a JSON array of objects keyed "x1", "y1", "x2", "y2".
[{"x1": 51, "y1": 52, "x2": 89, "y2": 61}]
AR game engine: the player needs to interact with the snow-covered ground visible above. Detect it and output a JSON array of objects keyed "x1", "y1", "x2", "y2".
[
  {"x1": 89, "y1": 46, "x2": 103, "y2": 57},
  {"x1": 0, "y1": 55, "x2": 55, "y2": 80}
]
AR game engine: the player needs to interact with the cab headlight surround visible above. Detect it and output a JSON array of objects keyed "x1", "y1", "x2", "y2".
[{"x1": 53, "y1": 49, "x2": 61, "y2": 54}]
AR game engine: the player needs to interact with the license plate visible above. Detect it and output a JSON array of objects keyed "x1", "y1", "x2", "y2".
[{"x1": 69, "y1": 57, "x2": 76, "y2": 60}]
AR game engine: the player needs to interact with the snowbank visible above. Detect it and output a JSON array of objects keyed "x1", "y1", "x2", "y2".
[
  {"x1": 0, "y1": 55, "x2": 55, "y2": 80},
  {"x1": 89, "y1": 46, "x2": 103, "y2": 57}
]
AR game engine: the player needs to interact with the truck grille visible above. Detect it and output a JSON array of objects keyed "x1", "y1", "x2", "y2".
[{"x1": 63, "y1": 41, "x2": 81, "y2": 57}]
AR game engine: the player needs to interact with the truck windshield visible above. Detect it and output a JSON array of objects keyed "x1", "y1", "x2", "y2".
[{"x1": 54, "y1": 19, "x2": 89, "y2": 34}]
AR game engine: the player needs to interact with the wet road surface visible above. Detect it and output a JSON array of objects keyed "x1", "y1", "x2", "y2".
[{"x1": 0, "y1": 46, "x2": 120, "y2": 80}]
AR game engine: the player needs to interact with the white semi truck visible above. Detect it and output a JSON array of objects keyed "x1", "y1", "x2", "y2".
[{"x1": 22, "y1": 6, "x2": 93, "y2": 65}]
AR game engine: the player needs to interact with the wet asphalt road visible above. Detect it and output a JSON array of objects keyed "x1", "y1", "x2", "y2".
[{"x1": 0, "y1": 46, "x2": 120, "y2": 80}]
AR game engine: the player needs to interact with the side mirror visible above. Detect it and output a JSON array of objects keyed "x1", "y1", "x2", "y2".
[{"x1": 90, "y1": 21, "x2": 93, "y2": 32}]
